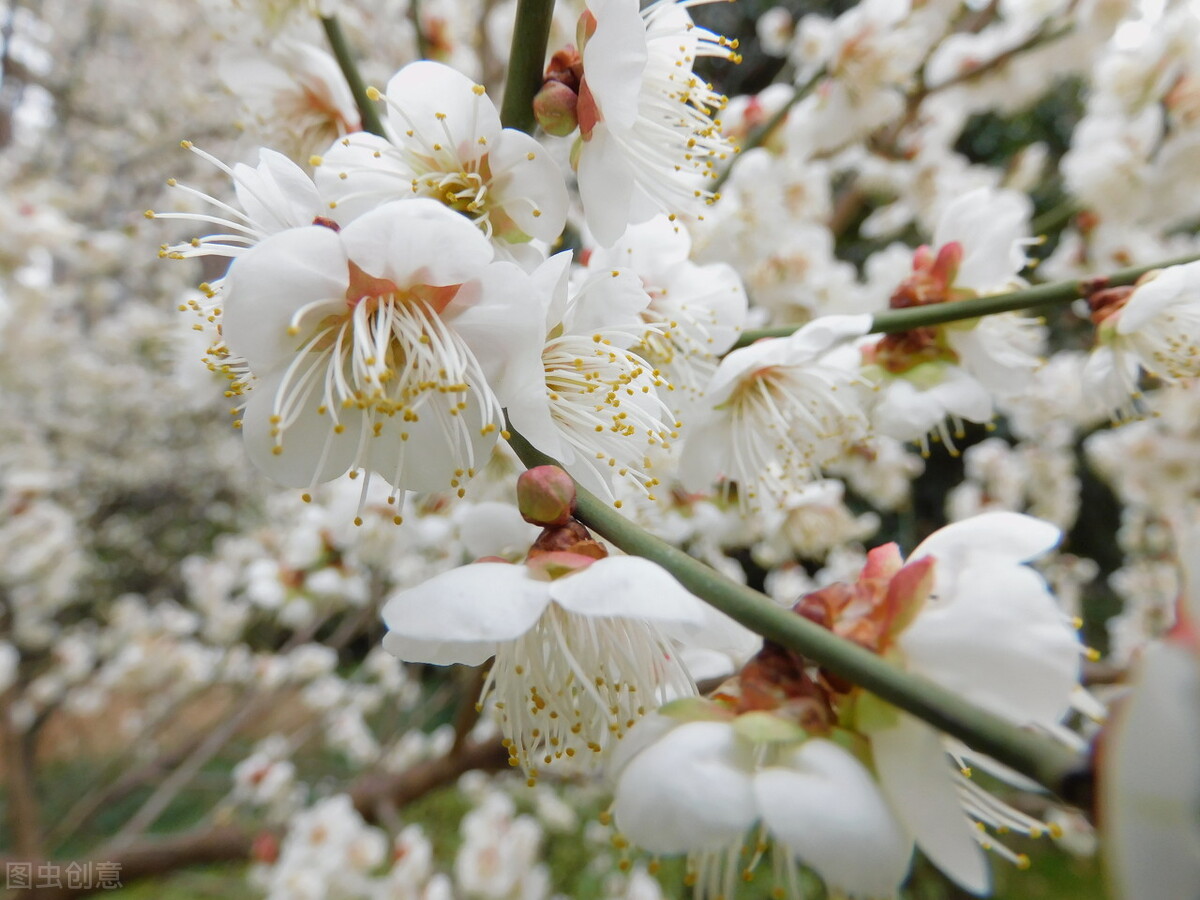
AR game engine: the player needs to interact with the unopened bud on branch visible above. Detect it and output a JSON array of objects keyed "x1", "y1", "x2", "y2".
[
  {"x1": 533, "y1": 80, "x2": 580, "y2": 137},
  {"x1": 517, "y1": 465, "x2": 577, "y2": 526}
]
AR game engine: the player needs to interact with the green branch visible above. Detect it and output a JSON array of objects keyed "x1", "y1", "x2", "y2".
[
  {"x1": 409, "y1": 0, "x2": 431, "y2": 61},
  {"x1": 712, "y1": 67, "x2": 825, "y2": 194},
  {"x1": 505, "y1": 429, "x2": 1087, "y2": 798},
  {"x1": 498, "y1": 0, "x2": 557, "y2": 133},
  {"x1": 321, "y1": 15, "x2": 386, "y2": 138},
  {"x1": 734, "y1": 251, "x2": 1200, "y2": 347}
]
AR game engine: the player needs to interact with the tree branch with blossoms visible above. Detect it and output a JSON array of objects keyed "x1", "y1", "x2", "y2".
[
  {"x1": 340, "y1": 0, "x2": 1089, "y2": 799},
  {"x1": 731, "y1": 249, "x2": 1200, "y2": 347},
  {"x1": 502, "y1": 429, "x2": 1089, "y2": 801}
]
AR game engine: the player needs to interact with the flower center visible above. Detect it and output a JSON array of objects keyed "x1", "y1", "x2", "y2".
[
  {"x1": 269, "y1": 267, "x2": 500, "y2": 490},
  {"x1": 482, "y1": 604, "x2": 693, "y2": 782}
]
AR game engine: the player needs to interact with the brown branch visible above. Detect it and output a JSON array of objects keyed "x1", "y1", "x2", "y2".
[
  {"x1": 15, "y1": 737, "x2": 507, "y2": 900},
  {"x1": 2, "y1": 694, "x2": 43, "y2": 859}
]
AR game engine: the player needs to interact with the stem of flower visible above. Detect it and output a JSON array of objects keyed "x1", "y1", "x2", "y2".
[
  {"x1": 409, "y1": 0, "x2": 431, "y2": 61},
  {"x1": 712, "y1": 67, "x2": 825, "y2": 193},
  {"x1": 498, "y1": 0, "x2": 558, "y2": 133},
  {"x1": 504, "y1": 427, "x2": 1090, "y2": 799},
  {"x1": 733, "y1": 250, "x2": 1200, "y2": 347},
  {"x1": 1030, "y1": 198, "x2": 1081, "y2": 237},
  {"x1": 321, "y1": 15, "x2": 387, "y2": 138}
]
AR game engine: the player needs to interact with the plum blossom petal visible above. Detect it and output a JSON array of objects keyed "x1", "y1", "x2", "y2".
[
  {"x1": 897, "y1": 559, "x2": 1081, "y2": 724},
  {"x1": 548, "y1": 556, "x2": 708, "y2": 625},
  {"x1": 910, "y1": 510, "x2": 1061, "y2": 597},
  {"x1": 582, "y1": 0, "x2": 648, "y2": 131},
  {"x1": 233, "y1": 149, "x2": 325, "y2": 234},
  {"x1": 484, "y1": 129, "x2": 569, "y2": 243},
  {"x1": 222, "y1": 225, "x2": 348, "y2": 373},
  {"x1": 382, "y1": 61, "x2": 502, "y2": 153},
  {"x1": 339, "y1": 199, "x2": 494, "y2": 287},
  {"x1": 380, "y1": 562, "x2": 550, "y2": 646},
  {"x1": 755, "y1": 740, "x2": 913, "y2": 899},
  {"x1": 872, "y1": 715, "x2": 991, "y2": 896},
  {"x1": 576, "y1": 127, "x2": 638, "y2": 246},
  {"x1": 240, "y1": 367, "x2": 362, "y2": 488},
  {"x1": 613, "y1": 720, "x2": 758, "y2": 854},
  {"x1": 933, "y1": 187, "x2": 1032, "y2": 294}
]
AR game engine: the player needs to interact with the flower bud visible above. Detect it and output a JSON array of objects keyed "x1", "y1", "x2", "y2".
[
  {"x1": 544, "y1": 46, "x2": 583, "y2": 91},
  {"x1": 533, "y1": 80, "x2": 580, "y2": 137},
  {"x1": 517, "y1": 465, "x2": 576, "y2": 526},
  {"x1": 252, "y1": 832, "x2": 280, "y2": 864}
]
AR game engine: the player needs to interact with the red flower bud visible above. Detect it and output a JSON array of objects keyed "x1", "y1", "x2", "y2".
[
  {"x1": 533, "y1": 80, "x2": 580, "y2": 138},
  {"x1": 517, "y1": 465, "x2": 577, "y2": 526}
]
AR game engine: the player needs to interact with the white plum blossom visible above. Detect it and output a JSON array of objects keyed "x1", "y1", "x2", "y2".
[
  {"x1": 1086, "y1": 260, "x2": 1200, "y2": 414},
  {"x1": 219, "y1": 38, "x2": 360, "y2": 161},
  {"x1": 680, "y1": 314, "x2": 873, "y2": 511},
  {"x1": 853, "y1": 513, "x2": 1085, "y2": 894},
  {"x1": 587, "y1": 216, "x2": 748, "y2": 416},
  {"x1": 220, "y1": 198, "x2": 541, "y2": 500},
  {"x1": 381, "y1": 552, "x2": 706, "y2": 776},
  {"x1": 862, "y1": 187, "x2": 1043, "y2": 447},
  {"x1": 256, "y1": 794, "x2": 389, "y2": 900},
  {"x1": 316, "y1": 61, "x2": 568, "y2": 246},
  {"x1": 455, "y1": 790, "x2": 550, "y2": 900},
  {"x1": 155, "y1": 144, "x2": 324, "y2": 265},
  {"x1": 504, "y1": 251, "x2": 677, "y2": 501},
  {"x1": 574, "y1": 0, "x2": 738, "y2": 245},
  {"x1": 612, "y1": 717, "x2": 913, "y2": 899}
]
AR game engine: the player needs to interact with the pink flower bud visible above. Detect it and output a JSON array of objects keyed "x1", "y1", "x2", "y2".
[
  {"x1": 517, "y1": 465, "x2": 577, "y2": 526},
  {"x1": 533, "y1": 80, "x2": 580, "y2": 138}
]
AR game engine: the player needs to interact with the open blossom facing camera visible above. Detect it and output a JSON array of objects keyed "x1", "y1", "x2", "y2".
[
  {"x1": 679, "y1": 314, "x2": 872, "y2": 511},
  {"x1": 571, "y1": 0, "x2": 739, "y2": 245},
  {"x1": 221, "y1": 198, "x2": 540, "y2": 497},
  {"x1": 587, "y1": 216, "x2": 748, "y2": 417},
  {"x1": 316, "y1": 61, "x2": 568, "y2": 246}
]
